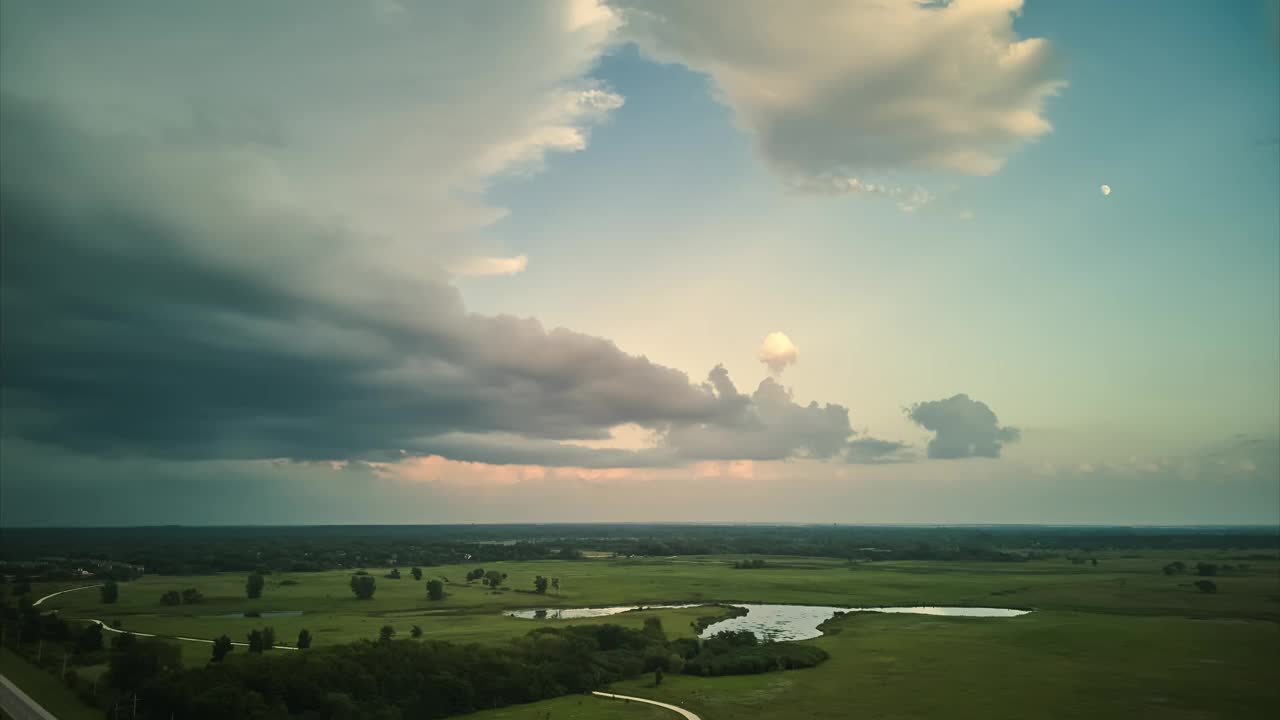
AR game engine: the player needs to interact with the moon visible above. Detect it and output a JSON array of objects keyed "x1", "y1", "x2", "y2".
[{"x1": 1100, "y1": 184, "x2": 1111, "y2": 196}]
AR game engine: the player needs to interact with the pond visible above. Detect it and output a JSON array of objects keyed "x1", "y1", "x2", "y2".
[
  {"x1": 698, "y1": 604, "x2": 1030, "y2": 642},
  {"x1": 506, "y1": 604, "x2": 1029, "y2": 642},
  {"x1": 505, "y1": 604, "x2": 696, "y2": 620}
]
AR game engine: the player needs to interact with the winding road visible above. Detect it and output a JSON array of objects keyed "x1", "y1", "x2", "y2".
[
  {"x1": 30, "y1": 585, "x2": 696, "y2": 717},
  {"x1": 34, "y1": 584, "x2": 296, "y2": 650},
  {"x1": 592, "y1": 691, "x2": 702, "y2": 720},
  {"x1": 32, "y1": 585, "x2": 101, "y2": 607}
]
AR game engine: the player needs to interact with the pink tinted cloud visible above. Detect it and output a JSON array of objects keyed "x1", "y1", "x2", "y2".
[{"x1": 366, "y1": 454, "x2": 757, "y2": 486}]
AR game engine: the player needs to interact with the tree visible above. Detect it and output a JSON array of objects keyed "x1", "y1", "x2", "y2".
[
  {"x1": 107, "y1": 635, "x2": 181, "y2": 691},
  {"x1": 262, "y1": 626, "x2": 276, "y2": 651},
  {"x1": 246, "y1": 573, "x2": 265, "y2": 599},
  {"x1": 160, "y1": 590, "x2": 181, "y2": 606},
  {"x1": 1195, "y1": 562, "x2": 1219, "y2": 577},
  {"x1": 350, "y1": 574, "x2": 377, "y2": 599},
  {"x1": 1194, "y1": 580, "x2": 1217, "y2": 593},
  {"x1": 643, "y1": 616, "x2": 666, "y2": 642},
  {"x1": 534, "y1": 576, "x2": 549, "y2": 594},
  {"x1": 77, "y1": 622, "x2": 104, "y2": 652},
  {"x1": 379, "y1": 625, "x2": 396, "y2": 642},
  {"x1": 387, "y1": 568, "x2": 401, "y2": 579},
  {"x1": 247, "y1": 629, "x2": 264, "y2": 653},
  {"x1": 483, "y1": 570, "x2": 507, "y2": 589},
  {"x1": 466, "y1": 568, "x2": 485, "y2": 583},
  {"x1": 411, "y1": 567, "x2": 423, "y2": 581},
  {"x1": 426, "y1": 579, "x2": 445, "y2": 601},
  {"x1": 211, "y1": 634, "x2": 233, "y2": 662},
  {"x1": 410, "y1": 625, "x2": 423, "y2": 639},
  {"x1": 296, "y1": 629, "x2": 312, "y2": 649},
  {"x1": 552, "y1": 577, "x2": 560, "y2": 596},
  {"x1": 181, "y1": 588, "x2": 204, "y2": 604},
  {"x1": 100, "y1": 580, "x2": 119, "y2": 604},
  {"x1": 1090, "y1": 558, "x2": 1098, "y2": 567},
  {"x1": 654, "y1": 667, "x2": 664, "y2": 685}
]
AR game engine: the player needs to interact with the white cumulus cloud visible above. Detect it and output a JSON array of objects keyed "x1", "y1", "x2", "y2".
[
  {"x1": 610, "y1": 0, "x2": 1065, "y2": 179},
  {"x1": 758, "y1": 331, "x2": 799, "y2": 375}
]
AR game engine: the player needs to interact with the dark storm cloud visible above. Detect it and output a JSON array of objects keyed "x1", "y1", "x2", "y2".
[
  {"x1": 662, "y1": 370, "x2": 857, "y2": 462},
  {"x1": 0, "y1": 98, "x2": 866, "y2": 467},
  {"x1": 906, "y1": 394, "x2": 1020, "y2": 459}
]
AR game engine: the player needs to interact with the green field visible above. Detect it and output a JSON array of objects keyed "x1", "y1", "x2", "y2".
[{"x1": 22, "y1": 550, "x2": 1280, "y2": 718}]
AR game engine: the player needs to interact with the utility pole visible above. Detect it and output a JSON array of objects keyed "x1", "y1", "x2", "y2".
[{"x1": 132, "y1": 693, "x2": 138, "y2": 719}]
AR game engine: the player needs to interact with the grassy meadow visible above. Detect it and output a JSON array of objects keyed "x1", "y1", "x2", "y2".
[{"x1": 20, "y1": 549, "x2": 1280, "y2": 718}]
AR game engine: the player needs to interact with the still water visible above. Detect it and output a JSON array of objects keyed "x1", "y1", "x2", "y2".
[{"x1": 506, "y1": 604, "x2": 1029, "y2": 641}]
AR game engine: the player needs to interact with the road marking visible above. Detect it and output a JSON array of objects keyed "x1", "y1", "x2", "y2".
[{"x1": 592, "y1": 691, "x2": 702, "y2": 720}]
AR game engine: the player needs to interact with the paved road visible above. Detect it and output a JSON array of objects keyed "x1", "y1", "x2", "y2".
[
  {"x1": 0, "y1": 674, "x2": 57, "y2": 720},
  {"x1": 87, "y1": 620, "x2": 298, "y2": 650},
  {"x1": 32, "y1": 585, "x2": 100, "y2": 607},
  {"x1": 592, "y1": 691, "x2": 702, "y2": 720},
  {"x1": 35, "y1": 585, "x2": 295, "y2": 650},
  {"x1": 32, "y1": 586, "x2": 690, "y2": 718}
]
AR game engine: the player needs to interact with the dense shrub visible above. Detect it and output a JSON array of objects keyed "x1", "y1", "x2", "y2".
[{"x1": 684, "y1": 640, "x2": 828, "y2": 677}]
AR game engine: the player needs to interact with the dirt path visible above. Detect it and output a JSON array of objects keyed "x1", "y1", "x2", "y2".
[{"x1": 592, "y1": 691, "x2": 702, "y2": 720}]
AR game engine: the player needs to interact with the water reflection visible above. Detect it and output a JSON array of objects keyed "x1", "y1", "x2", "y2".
[
  {"x1": 506, "y1": 604, "x2": 695, "y2": 620},
  {"x1": 698, "y1": 604, "x2": 1029, "y2": 642},
  {"x1": 506, "y1": 603, "x2": 1029, "y2": 642}
]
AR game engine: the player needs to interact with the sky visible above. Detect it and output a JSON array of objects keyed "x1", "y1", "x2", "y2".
[{"x1": 1, "y1": 0, "x2": 1277, "y2": 527}]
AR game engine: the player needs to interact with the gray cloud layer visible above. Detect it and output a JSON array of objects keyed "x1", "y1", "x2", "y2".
[
  {"x1": 0, "y1": 96, "x2": 881, "y2": 468},
  {"x1": 0, "y1": 2, "x2": 1006, "y2": 474},
  {"x1": 907, "y1": 394, "x2": 1020, "y2": 459}
]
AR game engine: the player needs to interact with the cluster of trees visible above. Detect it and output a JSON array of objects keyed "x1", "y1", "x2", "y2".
[
  {"x1": 106, "y1": 616, "x2": 825, "y2": 718},
  {"x1": 159, "y1": 588, "x2": 204, "y2": 606},
  {"x1": 732, "y1": 559, "x2": 768, "y2": 569},
  {"x1": 464, "y1": 569, "x2": 509, "y2": 589},
  {"x1": 4, "y1": 525, "x2": 1275, "y2": 577},
  {"x1": 1162, "y1": 561, "x2": 1250, "y2": 577},
  {"x1": 681, "y1": 629, "x2": 828, "y2": 676}
]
